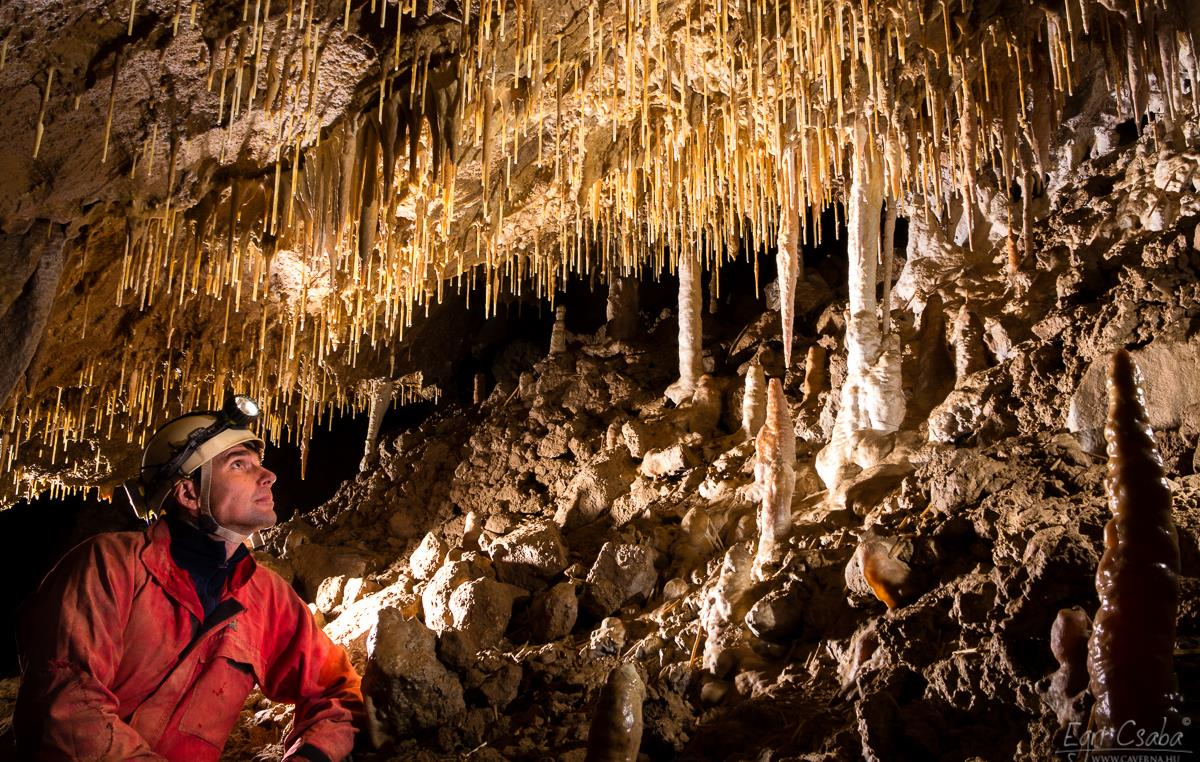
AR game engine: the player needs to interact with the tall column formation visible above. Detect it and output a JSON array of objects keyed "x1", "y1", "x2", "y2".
[
  {"x1": 753, "y1": 377, "x2": 796, "y2": 579},
  {"x1": 667, "y1": 253, "x2": 703, "y2": 404},
  {"x1": 1087, "y1": 349, "x2": 1181, "y2": 748},
  {"x1": 817, "y1": 121, "x2": 904, "y2": 489},
  {"x1": 777, "y1": 145, "x2": 802, "y2": 370}
]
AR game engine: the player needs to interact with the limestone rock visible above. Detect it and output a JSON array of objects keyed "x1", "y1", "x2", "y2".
[
  {"x1": 846, "y1": 534, "x2": 917, "y2": 609},
  {"x1": 410, "y1": 532, "x2": 448, "y2": 581},
  {"x1": 583, "y1": 542, "x2": 658, "y2": 617},
  {"x1": 589, "y1": 616, "x2": 628, "y2": 656},
  {"x1": 744, "y1": 584, "x2": 808, "y2": 644},
  {"x1": 621, "y1": 419, "x2": 677, "y2": 459},
  {"x1": 421, "y1": 552, "x2": 494, "y2": 635},
  {"x1": 315, "y1": 575, "x2": 348, "y2": 615},
  {"x1": 489, "y1": 520, "x2": 568, "y2": 589},
  {"x1": 439, "y1": 577, "x2": 523, "y2": 668},
  {"x1": 639, "y1": 442, "x2": 697, "y2": 479},
  {"x1": 833, "y1": 462, "x2": 915, "y2": 516},
  {"x1": 1069, "y1": 336, "x2": 1200, "y2": 453},
  {"x1": 364, "y1": 608, "x2": 465, "y2": 739},
  {"x1": 530, "y1": 581, "x2": 579, "y2": 642},
  {"x1": 324, "y1": 581, "x2": 419, "y2": 671},
  {"x1": 556, "y1": 451, "x2": 637, "y2": 529}
]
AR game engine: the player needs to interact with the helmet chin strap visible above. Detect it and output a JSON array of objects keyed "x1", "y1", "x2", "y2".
[{"x1": 193, "y1": 462, "x2": 251, "y2": 546}]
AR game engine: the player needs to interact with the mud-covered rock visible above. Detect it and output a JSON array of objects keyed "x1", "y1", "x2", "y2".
[
  {"x1": 489, "y1": 520, "x2": 569, "y2": 589},
  {"x1": 364, "y1": 608, "x2": 466, "y2": 740},
  {"x1": 583, "y1": 542, "x2": 659, "y2": 617}
]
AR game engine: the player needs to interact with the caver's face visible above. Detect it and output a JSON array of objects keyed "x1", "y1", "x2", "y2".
[{"x1": 174, "y1": 443, "x2": 278, "y2": 534}]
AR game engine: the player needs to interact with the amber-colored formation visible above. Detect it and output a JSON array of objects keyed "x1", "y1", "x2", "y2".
[
  {"x1": 1047, "y1": 606, "x2": 1091, "y2": 728},
  {"x1": 857, "y1": 538, "x2": 913, "y2": 610},
  {"x1": 584, "y1": 662, "x2": 645, "y2": 762},
  {"x1": 1087, "y1": 349, "x2": 1181, "y2": 744}
]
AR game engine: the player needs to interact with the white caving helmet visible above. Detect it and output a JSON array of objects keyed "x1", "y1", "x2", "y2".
[{"x1": 124, "y1": 395, "x2": 265, "y2": 544}]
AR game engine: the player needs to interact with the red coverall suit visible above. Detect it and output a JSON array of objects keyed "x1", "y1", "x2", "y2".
[{"x1": 14, "y1": 519, "x2": 363, "y2": 760}]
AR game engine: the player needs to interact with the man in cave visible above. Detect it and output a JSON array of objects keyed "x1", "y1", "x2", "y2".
[{"x1": 12, "y1": 395, "x2": 363, "y2": 761}]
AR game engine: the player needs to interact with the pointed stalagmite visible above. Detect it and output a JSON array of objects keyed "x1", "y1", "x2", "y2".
[
  {"x1": 753, "y1": 377, "x2": 795, "y2": 579},
  {"x1": 584, "y1": 663, "x2": 645, "y2": 762},
  {"x1": 741, "y1": 362, "x2": 766, "y2": 440},
  {"x1": 801, "y1": 344, "x2": 827, "y2": 409},
  {"x1": 549, "y1": 304, "x2": 568, "y2": 355},
  {"x1": 666, "y1": 253, "x2": 703, "y2": 405},
  {"x1": 1087, "y1": 349, "x2": 1181, "y2": 743},
  {"x1": 606, "y1": 274, "x2": 638, "y2": 341},
  {"x1": 951, "y1": 304, "x2": 987, "y2": 387},
  {"x1": 360, "y1": 379, "x2": 395, "y2": 471},
  {"x1": 473, "y1": 373, "x2": 487, "y2": 405}
]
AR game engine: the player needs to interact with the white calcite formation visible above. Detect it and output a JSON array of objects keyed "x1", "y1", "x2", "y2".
[
  {"x1": 817, "y1": 123, "x2": 904, "y2": 490},
  {"x1": 741, "y1": 362, "x2": 767, "y2": 440},
  {"x1": 753, "y1": 377, "x2": 796, "y2": 579},
  {"x1": 360, "y1": 379, "x2": 395, "y2": 471},
  {"x1": 666, "y1": 253, "x2": 704, "y2": 405},
  {"x1": 777, "y1": 144, "x2": 802, "y2": 370}
]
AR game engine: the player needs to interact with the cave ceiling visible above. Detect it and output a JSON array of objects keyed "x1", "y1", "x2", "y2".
[{"x1": 0, "y1": 0, "x2": 1196, "y2": 501}]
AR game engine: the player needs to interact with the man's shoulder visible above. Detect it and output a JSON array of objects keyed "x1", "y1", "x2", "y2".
[
  {"x1": 242, "y1": 554, "x2": 304, "y2": 600},
  {"x1": 63, "y1": 525, "x2": 153, "y2": 564}
]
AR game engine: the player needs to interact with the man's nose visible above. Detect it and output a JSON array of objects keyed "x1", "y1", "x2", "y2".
[{"x1": 258, "y1": 465, "x2": 277, "y2": 487}]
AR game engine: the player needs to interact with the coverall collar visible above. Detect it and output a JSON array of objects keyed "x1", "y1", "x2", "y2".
[{"x1": 140, "y1": 519, "x2": 259, "y2": 623}]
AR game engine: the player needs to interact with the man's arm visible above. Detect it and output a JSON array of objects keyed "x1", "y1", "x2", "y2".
[
  {"x1": 257, "y1": 583, "x2": 364, "y2": 762},
  {"x1": 14, "y1": 537, "x2": 167, "y2": 760}
]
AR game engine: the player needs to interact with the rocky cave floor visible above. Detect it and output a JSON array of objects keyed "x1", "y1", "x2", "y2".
[{"x1": 5, "y1": 130, "x2": 1200, "y2": 761}]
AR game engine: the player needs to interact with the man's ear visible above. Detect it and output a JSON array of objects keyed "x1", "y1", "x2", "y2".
[{"x1": 172, "y1": 478, "x2": 200, "y2": 512}]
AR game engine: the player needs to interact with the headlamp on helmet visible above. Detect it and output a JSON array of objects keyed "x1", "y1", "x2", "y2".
[{"x1": 123, "y1": 395, "x2": 264, "y2": 522}]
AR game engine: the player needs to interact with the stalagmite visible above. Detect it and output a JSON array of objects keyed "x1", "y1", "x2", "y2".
[
  {"x1": 1046, "y1": 607, "x2": 1092, "y2": 728},
  {"x1": 777, "y1": 145, "x2": 801, "y2": 369},
  {"x1": 359, "y1": 379, "x2": 394, "y2": 471},
  {"x1": 741, "y1": 362, "x2": 766, "y2": 440},
  {"x1": 666, "y1": 253, "x2": 702, "y2": 405},
  {"x1": 753, "y1": 378, "x2": 795, "y2": 580},
  {"x1": 473, "y1": 373, "x2": 487, "y2": 405},
  {"x1": 951, "y1": 304, "x2": 987, "y2": 387},
  {"x1": 605, "y1": 273, "x2": 638, "y2": 341},
  {"x1": 700, "y1": 542, "x2": 753, "y2": 677},
  {"x1": 801, "y1": 344, "x2": 827, "y2": 409},
  {"x1": 548, "y1": 304, "x2": 568, "y2": 355},
  {"x1": 584, "y1": 663, "x2": 645, "y2": 762},
  {"x1": 1087, "y1": 350, "x2": 1181, "y2": 744}
]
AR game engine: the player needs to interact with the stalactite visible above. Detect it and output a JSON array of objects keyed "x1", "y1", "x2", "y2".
[
  {"x1": 741, "y1": 362, "x2": 766, "y2": 440},
  {"x1": 753, "y1": 377, "x2": 795, "y2": 580},
  {"x1": 777, "y1": 145, "x2": 801, "y2": 370},
  {"x1": 1087, "y1": 349, "x2": 1181, "y2": 744},
  {"x1": 359, "y1": 379, "x2": 394, "y2": 471}
]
